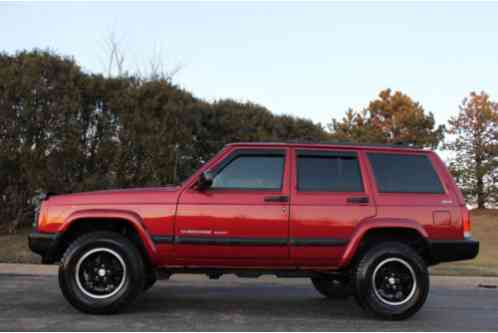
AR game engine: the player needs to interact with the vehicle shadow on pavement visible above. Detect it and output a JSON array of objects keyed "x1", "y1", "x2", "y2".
[{"x1": 127, "y1": 283, "x2": 367, "y2": 320}]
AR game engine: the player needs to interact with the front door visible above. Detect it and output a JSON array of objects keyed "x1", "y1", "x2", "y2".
[{"x1": 175, "y1": 147, "x2": 291, "y2": 264}]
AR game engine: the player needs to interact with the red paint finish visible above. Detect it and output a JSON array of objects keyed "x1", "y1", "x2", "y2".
[
  {"x1": 35, "y1": 142, "x2": 470, "y2": 270},
  {"x1": 289, "y1": 148, "x2": 376, "y2": 266},
  {"x1": 175, "y1": 147, "x2": 291, "y2": 263},
  {"x1": 338, "y1": 218, "x2": 430, "y2": 267},
  {"x1": 38, "y1": 189, "x2": 180, "y2": 265},
  {"x1": 362, "y1": 150, "x2": 463, "y2": 240}
]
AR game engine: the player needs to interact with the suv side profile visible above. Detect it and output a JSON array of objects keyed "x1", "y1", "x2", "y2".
[{"x1": 29, "y1": 142, "x2": 479, "y2": 320}]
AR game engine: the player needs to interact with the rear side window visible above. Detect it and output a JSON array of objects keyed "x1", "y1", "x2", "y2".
[
  {"x1": 367, "y1": 153, "x2": 444, "y2": 194},
  {"x1": 297, "y1": 151, "x2": 364, "y2": 192},
  {"x1": 212, "y1": 153, "x2": 284, "y2": 190}
]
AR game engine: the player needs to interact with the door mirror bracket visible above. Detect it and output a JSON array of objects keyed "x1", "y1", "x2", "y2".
[{"x1": 197, "y1": 171, "x2": 214, "y2": 191}]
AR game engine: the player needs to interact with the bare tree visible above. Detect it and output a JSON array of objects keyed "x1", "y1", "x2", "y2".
[
  {"x1": 102, "y1": 31, "x2": 126, "y2": 77},
  {"x1": 141, "y1": 43, "x2": 183, "y2": 81},
  {"x1": 101, "y1": 31, "x2": 182, "y2": 80}
]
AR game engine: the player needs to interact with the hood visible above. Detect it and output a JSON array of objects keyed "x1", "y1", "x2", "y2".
[{"x1": 48, "y1": 186, "x2": 181, "y2": 205}]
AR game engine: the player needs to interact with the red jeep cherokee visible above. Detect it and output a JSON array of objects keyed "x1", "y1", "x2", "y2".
[{"x1": 29, "y1": 142, "x2": 479, "y2": 320}]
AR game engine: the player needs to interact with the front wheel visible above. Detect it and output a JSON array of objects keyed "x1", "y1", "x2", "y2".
[
  {"x1": 353, "y1": 242, "x2": 429, "y2": 320},
  {"x1": 144, "y1": 269, "x2": 157, "y2": 291},
  {"x1": 59, "y1": 231, "x2": 146, "y2": 314}
]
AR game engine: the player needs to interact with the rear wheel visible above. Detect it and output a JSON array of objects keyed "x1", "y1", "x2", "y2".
[
  {"x1": 311, "y1": 276, "x2": 352, "y2": 299},
  {"x1": 353, "y1": 242, "x2": 429, "y2": 320},
  {"x1": 59, "y1": 231, "x2": 146, "y2": 314}
]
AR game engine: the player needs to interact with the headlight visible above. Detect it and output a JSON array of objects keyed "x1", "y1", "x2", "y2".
[{"x1": 31, "y1": 192, "x2": 51, "y2": 228}]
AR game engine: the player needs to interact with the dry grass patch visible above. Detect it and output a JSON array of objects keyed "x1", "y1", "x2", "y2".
[{"x1": 0, "y1": 228, "x2": 40, "y2": 264}]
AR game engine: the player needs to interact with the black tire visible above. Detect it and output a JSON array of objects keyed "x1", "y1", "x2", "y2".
[
  {"x1": 353, "y1": 242, "x2": 429, "y2": 320},
  {"x1": 59, "y1": 231, "x2": 146, "y2": 314},
  {"x1": 144, "y1": 269, "x2": 157, "y2": 291},
  {"x1": 311, "y1": 276, "x2": 352, "y2": 299}
]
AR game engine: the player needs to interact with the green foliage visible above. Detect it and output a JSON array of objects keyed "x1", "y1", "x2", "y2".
[
  {"x1": 3, "y1": 49, "x2": 494, "y2": 230},
  {"x1": 329, "y1": 89, "x2": 444, "y2": 148},
  {"x1": 445, "y1": 92, "x2": 498, "y2": 208},
  {"x1": 0, "y1": 50, "x2": 329, "y2": 231}
]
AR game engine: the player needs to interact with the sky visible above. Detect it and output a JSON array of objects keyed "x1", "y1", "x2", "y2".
[{"x1": 1, "y1": 2, "x2": 498, "y2": 129}]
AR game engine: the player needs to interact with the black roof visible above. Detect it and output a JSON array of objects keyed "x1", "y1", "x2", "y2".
[{"x1": 228, "y1": 140, "x2": 424, "y2": 150}]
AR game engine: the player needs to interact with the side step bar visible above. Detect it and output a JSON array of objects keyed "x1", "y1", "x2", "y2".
[{"x1": 156, "y1": 268, "x2": 348, "y2": 280}]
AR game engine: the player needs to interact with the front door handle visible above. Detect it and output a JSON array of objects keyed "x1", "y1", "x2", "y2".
[
  {"x1": 264, "y1": 195, "x2": 289, "y2": 203},
  {"x1": 346, "y1": 196, "x2": 369, "y2": 204}
]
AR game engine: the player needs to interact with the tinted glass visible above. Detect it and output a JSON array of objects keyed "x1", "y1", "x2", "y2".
[
  {"x1": 212, "y1": 155, "x2": 284, "y2": 190},
  {"x1": 297, "y1": 151, "x2": 364, "y2": 192},
  {"x1": 368, "y1": 153, "x2": 444, "y2": 193}
]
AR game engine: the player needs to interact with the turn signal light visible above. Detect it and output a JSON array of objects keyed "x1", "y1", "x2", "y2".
[{"x1": 461, "y1": 207, "x2": 471, "y2": 238}]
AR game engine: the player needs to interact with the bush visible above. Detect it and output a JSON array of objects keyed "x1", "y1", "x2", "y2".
[{"x1": 0, "y1": 50, "x2": 328, "y2": 232}]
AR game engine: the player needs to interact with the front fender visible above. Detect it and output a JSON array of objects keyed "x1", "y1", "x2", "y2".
[
  {"x1": 62, "y1": 209, "x2": 159, "y2": 265},
  {"x1": 338, "y1": 218, "x2": 429, "y2": 268}
]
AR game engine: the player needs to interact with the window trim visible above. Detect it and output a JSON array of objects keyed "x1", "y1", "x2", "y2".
[
  {"x1": 295, "y1": 150, "x2": 365, "y2": 193},
  {"x1": 367, "y1": 152, "x2": 446, "y2": 194},
  {"x1": 208, "y1": 149, "x2": 287, "y2": 192}
]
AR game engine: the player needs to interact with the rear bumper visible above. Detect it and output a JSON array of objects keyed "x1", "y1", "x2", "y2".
[
  {"x1": 429, "y1": 239, "x2": 479, "y2": 264},
  {"x1": 28, "y1": 232, "x2": 60, "y2": 264}
]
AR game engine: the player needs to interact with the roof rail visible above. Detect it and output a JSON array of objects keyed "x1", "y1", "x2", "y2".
[{"x1": 229, "y1": 140, "x2": 423, "y2": 149}]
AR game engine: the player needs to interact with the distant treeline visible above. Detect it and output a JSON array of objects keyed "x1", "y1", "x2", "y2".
[
  {"x1": 1, "y1": 50, "x2": 496, "y2": 231},
  {"x1": 0, "y1": 50, "x2": 329, "y2": 230}
]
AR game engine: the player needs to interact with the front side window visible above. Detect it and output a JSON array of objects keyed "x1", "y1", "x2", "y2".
[
  {"x1": 367, "y1": 153, "x2": 444, "y2": 194},
  {"x1": 212, "y1": 153, "x2": 285, "y2": 190},
  {"x1": 297, "y1": 151, "x2": 364, "y2": 192}
]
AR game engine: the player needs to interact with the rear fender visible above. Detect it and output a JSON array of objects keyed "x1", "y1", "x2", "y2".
[{"x1": 339, "y1": 218, "x2": 429, "y2": 268}]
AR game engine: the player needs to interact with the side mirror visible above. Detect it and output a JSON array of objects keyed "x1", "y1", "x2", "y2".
[{"x1": 197, "y1": 171, "x2": 214, "y2": 191}]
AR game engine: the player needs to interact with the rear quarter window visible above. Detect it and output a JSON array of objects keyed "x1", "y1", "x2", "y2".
[{"x1": 367, "y1": 153, "x2": 444, "y2": 194}]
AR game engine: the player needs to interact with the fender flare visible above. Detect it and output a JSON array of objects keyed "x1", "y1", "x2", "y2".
[
  {"x1": 61, "y1": 209, "x2": 158, "y2": 264},
  {"x1": 338, "y1": 218, "x2": 429, "y2": 268}
]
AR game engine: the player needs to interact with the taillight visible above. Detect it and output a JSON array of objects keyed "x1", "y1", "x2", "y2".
[{"x1": 461, "y1": 207, "x2": 471, "y2": 238}]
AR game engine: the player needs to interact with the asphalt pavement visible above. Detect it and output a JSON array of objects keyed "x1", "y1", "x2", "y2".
[{"x1": 0, "y1": 267, "x2": 497, "y2": 331}]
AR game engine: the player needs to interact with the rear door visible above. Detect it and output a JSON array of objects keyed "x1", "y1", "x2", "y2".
[{"x1": 289, "y1": 148, "x2": 377, "y2": 266}]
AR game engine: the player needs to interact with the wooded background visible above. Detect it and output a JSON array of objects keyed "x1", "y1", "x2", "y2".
[{"x1": 1, "y1": 50, "x2": 497, "y2": 232}]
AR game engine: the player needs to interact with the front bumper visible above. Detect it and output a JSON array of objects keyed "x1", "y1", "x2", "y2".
[
  {"x1": 429, "y1": 239, "x2": 479, "y2": 264},
  {"x1": 28, "y1": 232, "x2": 60, "y2": 264}
]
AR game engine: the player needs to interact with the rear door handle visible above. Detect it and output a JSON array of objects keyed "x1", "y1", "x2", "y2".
[
  {"x1": 264, "y1": 195, "x2": 289, "y2": 203},
  {"x1": 346, "y1": 196, "x2": 369, "y2": 204}
]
